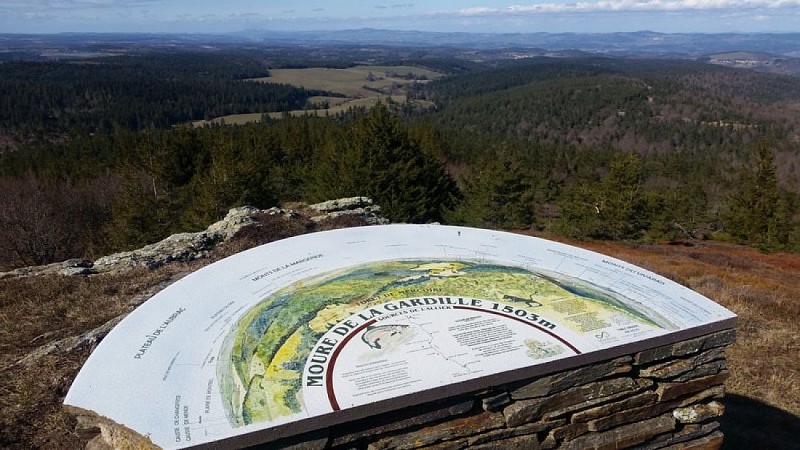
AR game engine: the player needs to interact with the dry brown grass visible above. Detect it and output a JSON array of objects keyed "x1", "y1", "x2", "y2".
[
  {"x1": 570, "y1": 239, "x2": 800, "y2": 449},
  {"x1": 0, "y1": 213, "x2": 378, "y2": 449},
  {"x1": 0, "y1": 266, "x2": 200, "y2": 449},
  {"x1": 1, "y1": 229, "x2": 798, "y2": 449},
  {"x1": 576, "y1": 240, "x2": 800, "y2": 415}
]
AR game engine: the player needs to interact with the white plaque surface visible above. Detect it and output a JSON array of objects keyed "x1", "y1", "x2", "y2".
[{"x1": 65, "y1": 225, "x2": 736, "y2": 449}]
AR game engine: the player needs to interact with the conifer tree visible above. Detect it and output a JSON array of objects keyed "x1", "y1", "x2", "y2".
[
  {"x1": 727, "y1": 141, "x2": 791, "y2": 250},
  {"x1": 557, "y1": 152, "x2": 651, "y2": 240},
  {"x1": 104, "y1": 132, "x2": 184, "y2": 250},
  {"x1": 445, "y1": 144, "x2": 534, "y2": 229},
  {"x1": 106, "y1": 168, "x2": 178, "y2": 250},
  {"x1": 184, "y1": 132, "x2": 278, "y2": 227},
  {"x1": 598, "y1": 151, "x2": 650, "y2": 239},
  {"x1": 310, "y1": 104, "x2": 457, "y2": 223}
]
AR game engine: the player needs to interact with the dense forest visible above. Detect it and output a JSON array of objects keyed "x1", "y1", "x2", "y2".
[
  {"x1": 0, "y1": 52, "x2": 334, "y2": 136},
  {"x1": 1, "y1": 49, "x2": 799, "y2": 269}
]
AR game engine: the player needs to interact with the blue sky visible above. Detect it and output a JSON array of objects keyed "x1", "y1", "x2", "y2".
[{"x1": 1, "y1": 0, "x2": 798, "y2": 34}]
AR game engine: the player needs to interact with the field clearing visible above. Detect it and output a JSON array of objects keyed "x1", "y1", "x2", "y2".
[
  {"x1": 193, "y1": 65, "x2": 442, "y2": 127},
  {"x1": 251, "y1": 65, "x2": 443, "y2": 98},
  {"x1": 193, "y1": 95, "x2": 433, "y2": 127},
  {"x1": 307, "y1": 95, "x2": 350, "y2": 107}
]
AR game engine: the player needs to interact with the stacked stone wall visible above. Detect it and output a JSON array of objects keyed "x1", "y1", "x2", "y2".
[{"x1": 262, "y1": 329, "x2": 734, "y2": 450}]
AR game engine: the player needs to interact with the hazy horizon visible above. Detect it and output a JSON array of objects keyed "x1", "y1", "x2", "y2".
[{"x1": 2, "y1": 0, "x2": 799, "y2": 35}]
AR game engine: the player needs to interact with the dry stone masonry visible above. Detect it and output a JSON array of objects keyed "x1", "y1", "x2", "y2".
[
  {"x1": 254, "y1": 329, "x2": 734, "y2": 450},
  {"x1": 73, "y1": 329, "x2": 734, "y2": 449}
]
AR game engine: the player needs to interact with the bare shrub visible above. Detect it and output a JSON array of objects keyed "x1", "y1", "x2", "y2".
[
  {"x1": 0, "y1": 173, "x2": 118, "y2": 270},
  {"x1": 221, "y1": 213, "x2": 312, "y2": 257},
  {"x1": 222, "y1": 212, "x2": 372, "y2": 257},
  {"x1": 312, "y1": 214, "x2": 370, "y2": 231}
]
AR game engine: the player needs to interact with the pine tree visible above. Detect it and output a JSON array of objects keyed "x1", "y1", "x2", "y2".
[
  {"x1": 310, "y1": 104, "x2": 457, "y2": 223},
  {"x1": 597, "y1": 151, "x2": 650, "y2": 239},
  {"x1": 556, "y1": 152, "x2": 651, "y2": 240},
  {"x1": 105, "y1": 167, "x2": 178, "y2": 250},
  {"x1": 104, "y1": 133, "x2": 184, "y2": 250},
  {"x1": 727, "y1": 141, "x2": 791, "y2": 250},
  {"x1": 184, "y1": 132, "x2": 278, "y2": 227},
  {"x1": 445, "y1": 144, "x2": 534, "y2": 229}
]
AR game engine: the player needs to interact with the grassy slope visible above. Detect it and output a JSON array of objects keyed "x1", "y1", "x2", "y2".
[
  {"x1": 193, "y1": 96, "x2": 412, "y2": 126},
  {"x1": 254, "y1": 66, "x2": 443, "y2": 97},
  {"x1": 0, "y1": 229, "x2": 798, "y2": 449}
]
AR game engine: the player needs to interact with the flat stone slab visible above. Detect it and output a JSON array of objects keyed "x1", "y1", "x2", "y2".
[{"x1": 64, "y1": 225, "x2": 736, "y2": 449}]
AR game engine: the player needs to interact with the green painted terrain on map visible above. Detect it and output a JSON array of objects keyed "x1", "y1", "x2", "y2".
[{"x1": 217, "y1": 260, "x2": 668, "y2": 426}]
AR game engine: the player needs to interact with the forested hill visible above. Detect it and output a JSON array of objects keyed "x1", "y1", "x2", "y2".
[
  {"x1": 0, "y1": 53, "x2": 333, "y2": 135},
  {"x1": 415, "y1": 57, "x2": 800, "y2": 165},
  {"x1": 0, "y1": 50, "x2": 799, "y2": 270},
  {"x1": 408, "y1": 58, "x2": 800, "y2": 242}
]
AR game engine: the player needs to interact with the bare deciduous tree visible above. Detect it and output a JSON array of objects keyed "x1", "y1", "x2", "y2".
[{"x1": 0, "y1": 173, "x2": 118, "y2": 269}]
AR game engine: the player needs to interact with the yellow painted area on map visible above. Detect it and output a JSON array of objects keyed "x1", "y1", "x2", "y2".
[
  {"x1": 392, "y1": 268, "x2": 655, "y2": 336},
  {"x1": 492, "y1": 282, "x2": 654, "y2": 336},
  {"x1": 245, "y1": 331, "x2": 306, "y2": 422},
  {"x1": 267, "y1": 330, "x2": 304, "y2": 380},
  {"x1": 247, "y1": 357, "x2": 266, "y2": 383},
  {"x1": 544, "y1": 296, "x2": 633, "y2": 334},
  {"x1": 308, "y1": 303, "x2": 363, "y2": 333},
  {"x1": 412, "y1": 262, "x2": 467, "y2": 276},
  {"x1": 243, "y1": 376, "x2": 293, "y2": 423}
]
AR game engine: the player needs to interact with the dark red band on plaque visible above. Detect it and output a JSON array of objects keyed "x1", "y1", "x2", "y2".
[
  {"x1": 326, "y1": 319, "x2": 378, "y2": 411},
  {"x1": 325, "y1": 306, "x2": 580, "y2": 411}
]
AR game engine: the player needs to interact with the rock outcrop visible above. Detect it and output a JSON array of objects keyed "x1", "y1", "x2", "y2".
[
  {"x1": 0, "y1": 197, "x2": 388, "y2": 279},
  {"x1": 307, "y1": 196, "x2": 387, "y2": 224}
]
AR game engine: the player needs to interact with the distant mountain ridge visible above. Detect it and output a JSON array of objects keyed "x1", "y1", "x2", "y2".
[
  {"x1": 2, "y1": 29, "x2": 800, "y2": 58},
  {"x1": 234, "y1": 29, "x2": 800, "y2": 56}
]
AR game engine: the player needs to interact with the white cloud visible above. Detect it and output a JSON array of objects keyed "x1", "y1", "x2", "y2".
[
  {"x1": 21, "y1": 11, "x2": 57, "y2": 19},
  {"x1": 0, "y1": 0, "x2": 157, "y2": 14},
  {"x1": 460, "y1": 7, "x2": 500, "y2": 15},
  {"x1": 460, "y1": 0, "x2": 800, "y2": 15},
  {"x1": 4, "y1": 0, "x2": 156, "y2": 6}
]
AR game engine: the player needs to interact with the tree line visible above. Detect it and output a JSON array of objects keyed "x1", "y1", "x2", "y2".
[
  {"x1": 0, "y1": 52, "x2": 333, "y2": 138},
  {"x1": 0, "y1": 105, "x2": 458, "y2": 267}
]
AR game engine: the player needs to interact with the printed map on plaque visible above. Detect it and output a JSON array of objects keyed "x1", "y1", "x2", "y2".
[{"x1": 65, "y1": 225, "x2": 736, "y2": 449}]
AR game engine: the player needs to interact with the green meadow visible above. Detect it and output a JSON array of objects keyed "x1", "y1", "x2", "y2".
[{"x1": 193, "y1": 65, "x2": 442, "y2": 127}]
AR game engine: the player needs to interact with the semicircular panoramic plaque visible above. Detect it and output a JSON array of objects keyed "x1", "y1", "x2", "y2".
[{"x1": 64, "y1": 224, "x2": 736, "y2": 449}]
